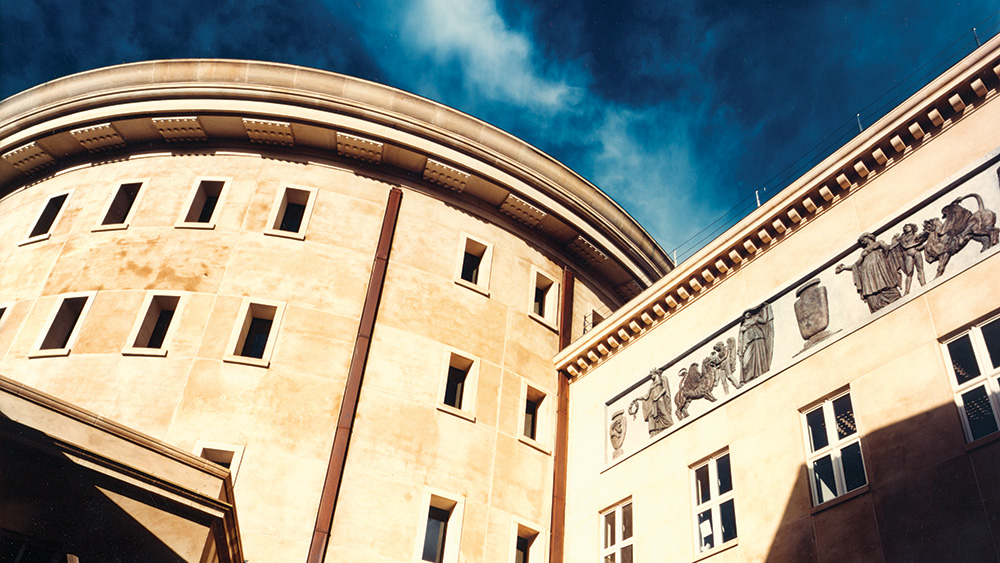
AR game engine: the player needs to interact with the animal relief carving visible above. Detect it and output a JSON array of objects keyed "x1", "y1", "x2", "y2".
[{"x1": 921, "y1": 193, "x2": 997, "y2": 278}]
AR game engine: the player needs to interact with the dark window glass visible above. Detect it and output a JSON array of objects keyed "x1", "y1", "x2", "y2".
[
  {"x1": 812, "y1": 455, "x2": 837, "y2": 504},
  {"x1": 197, "y1": 194, "x2": 220, "y2": 223},
  {"x1": 515, "y1": 536, "x2": 529, "y2": 563},
  {"x1": 716, "y1": 454, "x2": 733, "y2": 495},
  {"x1": 720, "y1": 499, "x2": 737, "y2": 543},
  {"x1": 524, "y1": 398, "x2": 538, "y2": 439},
  {"x1": 421, "y1": 506, "x2": 449, "y2": 562},
  {"x1": 603, "y1": 511, "x2": 615, "y2": 548},
  {"x1": 461, "y1": 251, "x2": 482, "y2": 283},
  {"x1": 40, "y1": 297, "x2": 87, "y2": 350},
  {"x1": 30, "y1": 194, "x2": 68, "y2": 237},
  {"x1": 240, "y1": 317, "x2": 273, "y2": 358},
  {"x1": 621, "y1": 503, "x2": 632, "y2": 540},
  {"x1": 832, "y1": 394, "x2": 857, "y2": 439},
  {"x1": 533, "y1": 287, "x2": 546, "y2": 316},
  {"x1": 982, "y1": 318, "x2": 1000, "y2": 369},
  {"x1": 695, "y1": 464, "x2": 711, "y2": 505},
  {"x1": 841, "y1": 442, "x2": 867, "y2": 492},
  {"x1": 963, "y1": 386, "x2": 999, "y2": 440},
  {"x1": 697, "y1": 509, "x2": 714, "y2": 550},
  {"x1": 279, "y1": 202, "x2": 306, "y2": 232},
  {"x1": 620, "y1": 545, "x2": 633, "y2": 563},
  {"x1": 603, "y1": 555, "x2": 615, "y2": 563},
  {"x1": 806, "y1": 407, "x2": 828, "y2": 452},
  {"x1": 145, "y1": 309, "x2": 174, "y2": 349},
  {"x1": 948, "y1": 335, "x2": 981, "y2": 384},
  {"x1": 102, "y1": 183, "x2": 141, "y2": 225},
  {"x1": 443, "y1": 366, "x2": 466, "y2": 408}
]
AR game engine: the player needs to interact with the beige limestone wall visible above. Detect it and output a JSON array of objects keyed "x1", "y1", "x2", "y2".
[{"x1": 564, "y1": 87, "x2": 1000, "y2": 563}]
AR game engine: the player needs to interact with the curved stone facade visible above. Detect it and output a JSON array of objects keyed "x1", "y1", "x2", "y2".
[{"x1": 0, "y1": 61, "x2": 668, "y2": 562}]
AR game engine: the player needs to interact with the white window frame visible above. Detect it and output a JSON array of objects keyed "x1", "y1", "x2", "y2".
[
  {"x1": 600, "y1": 498, "x2": 633, "y2": 563},
  {"x1": 518, "y1": 380, "x2": 552, "y2": 454},
  {"x1": 942, "y1": 313, "x2": 1000, "y2": 442},
  {"x1": 122, "y1": 292, "x2": 186, "y2": 357},
  {"x1": 509, "y1": 517, "x2": 545, "y2": 563},
  {"x1": 29, "y1": 292, "x2": 97, "y2": 358},
  {"x1": 690, "y1": 450, "x2": 737, "y2": 554},
  {"x1": 528, "y1": 267, "x2": 560, "y2": 330},
  {"x1": 800, "y1": 390, "x2": 867, "y2": 506},
  {"x1": 20, "y1": 190, "x2": 72, "y2": 246},
  {"x1": 193, "y1": 440, "x2": 246, "y2": 482},
  {"x1": 93, "y1": 179, "x2": 147, "y2": 231},
  {"x1": 176, "y1": 177, "x2": 231, "y2": 229},
  {"x1": 436, "y1": 348, "x2": 479, "y2": 422},
  {"x1": 263, "y1": 184, "x2": 318, "y2": 240},
  {"x1": 223, "y1": 298, "x2": 285, "y2": 368},
  {"x1": 414, "y1": 488, "x2": 465, "y2": 563},
  {"x1": 453, "y1": 233, "x2": 493, "y2": 297}
]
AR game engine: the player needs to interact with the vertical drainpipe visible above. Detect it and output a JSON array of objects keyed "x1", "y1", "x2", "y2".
[
  {"x1": 550, "y1": 267, "x2": 574, "y2": 563},
  {"x1": 306, "y1": 187, "x2": 402, "y2": 563}
]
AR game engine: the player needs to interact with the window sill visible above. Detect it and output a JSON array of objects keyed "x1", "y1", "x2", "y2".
[
  {"x1": 692, "y1": 539, "x2": 738, "y2": 562},
  {"x1": 454, "y1": 278, "x2": 490, "y2": 298},
  {"x1": 810, "y1": 484, "x2": 869, "y2": 515},
  {"x1": 965, "y1": 430, "x2": 1000, "y2": 452},
  {"x1": 92, "y1": 223, "x2": 129, "y2": 232},
  {"x1": 263, "y1": 228, "x2": 306, "y2": 241},
  {"x1": 29, "y1": 348, "x2": 71, "y2": 359},
  {"x1": 223, "y1": 354, "x2": 270, "y2": 368},
  {"x1": 18, "y1": 233, "x2": 51, "y2": 246},
  {"x1": 518, "y1": 435, "x2": 552, "y2": 455},
  {"x1": 175, "y1": 222, "x2": 216, "y2": 230},
  {"x1": 436, "y1": 403, "x2": 476, "y2": 423},
  {"x1": 122, "y1": 347, "x2": 169, "y2": 357},
  {"x1": 528, "y1": 312, "x2": 558, "y2": 333}
]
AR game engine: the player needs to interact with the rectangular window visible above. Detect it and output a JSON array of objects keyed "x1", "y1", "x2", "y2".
[
  {"x1": 31, "y1": 294, "x2": 94, "y2": 357},
  {"x1": 264, "y1": 185, "x2": 317, "y2": 240},
  {"x1": 600, "y1": 500, "x2": 633, "y2": 563},
  {"x1": 416, "y1": 492, "x2": 463, "y2": 563},
  {"x1": 943, "y1": 314, "x2": 1000, "y2": 441},
  {"x1": 691, "y1": 451, "x2": 737, "y2": 553},
  {"x1": 802, "y1": 391, "x2": 867, "y2": 505},
  {"x1": 224, "y1": 299, "x2": 285, "y2": 367},
  {"x1": 524, "y1": 398, "x2": 539, "y2": 440},
  {"x1": 177, "y1": 179, "x2": 227, "y2": 228},
  {"x1": 123, "y1": 294, "x2": 182, "y2": 356},
  {"x1": 22, "y1": 192, "x2": 70, "y2": 244},
  {"x1": 519, "y1": 384, "x2": 549, "y2": 452},
  {"x1": 437, "y1": 351, "x2": 478, "y2": 421},
  {"x1": 511, "y1": 522, "x2": 541, "y2": 563},
  {"x1": 454, "y1": 235, "x2": 493, "y2": 296},
  {"x1": 529, "y1": 268, "x2": 559, "y2": 328},
  {"x1": 97, "y1": 182, "x2": 143, "y2": 228}
]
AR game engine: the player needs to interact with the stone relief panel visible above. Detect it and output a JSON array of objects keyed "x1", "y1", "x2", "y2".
[{"x1": 605, "y1": 162, "x2": 1000, "y2": 464}]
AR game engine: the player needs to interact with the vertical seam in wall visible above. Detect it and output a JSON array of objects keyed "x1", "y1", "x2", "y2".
[{"x1": 305, "y1": 186, "x2": 401, "y2": 563}]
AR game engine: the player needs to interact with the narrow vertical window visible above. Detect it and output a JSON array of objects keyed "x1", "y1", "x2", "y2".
[
  {"x1": 422, "y1": 506, "x2": 450, "y2": 562},
  {"x1": 943, "y1": 315, "x2": 1000, "y2": 442},
  {"x1": 524, "y1": 398, "x2": 539, "y2": 439},
  {"x1": 444, "y1": 365, "x2": 467, "y2": 409},
  {"x1": 437, "y1": 351, "x2": 478, "y2": 421},
  {"x1": 417, "y1": 494, "x2": 462, "y2": 563},
  {"x1": 31, "y1": 294, "x2": 93, "y2": 357},
  {"x1": 23, "y1": 193, "x2": 69, "y2": 243},
  {"x1": 264, "y1": 185, "x2": 317, "y2": 240},
  {"x1": 454, "y1": 235, "x2": 493, "y2": 295},
  {"x1": 511, "y1": 523, "x2": 540, "y2": 563},
  {"x1": 600, "y1": 500, "x2": 633, "y2": 563},
  {"x1": 691, "y1": 451, "x2": 737, "y2": 553},
  {"x1": 124, "y1": 294, "x2": 181, "y2": 356},
  {"x1": 224, "y1": 300, "x2": 285, "y2": 367},
  {"x1": 99, "y1": 182, "x2": 142, "y2": 226},
  {"x1": 178, "y1": 179, "x2": 227, "y2": 228},
  {"x1": 529, "y1": 269, "x2": 559, "y2": 327},
  {"x1": 802, "y1": 391, "x2": 867, "y2": 505},
  {"x1": 520, "y1": 385, "x2": 548, "y2": 448}
]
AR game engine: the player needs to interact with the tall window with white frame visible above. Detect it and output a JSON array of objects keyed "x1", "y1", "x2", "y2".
[
  {"x1": 600, "y1": 500, "x2": 633, "y2": 563},
  {"x1": 943, "y1": 314, "x2": 1000, "y2": 441},
  {"x1": 691, "y1": 451, "x2": 736, "y2": 553},
  {"x1": 802, "y1": 392, "x2": 867, "y2": 505}
]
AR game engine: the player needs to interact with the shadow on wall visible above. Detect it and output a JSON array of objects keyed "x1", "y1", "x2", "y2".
[
  {"x1": 0, "y1": 412, "x2": 203, "y2": 563},
  {"x1": 764, "y1": 402, "x2": 1000, "y2": 562}
]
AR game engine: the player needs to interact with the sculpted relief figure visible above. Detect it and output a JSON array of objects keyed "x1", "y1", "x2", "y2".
[
  {"x1": 738, "y1": 303, "x2": 774, "y2": 384},
  {"x1": 836, "y1": 233, "x2": 902, "y2": 313},
  {"x1": 628, "y1": 367, "x2": 673, "y2": 436},
  {"x1": 888, "y1": 223, "x2": 928, "y2": 295},
  {"x1": 609, "y1": 410, "x2": 627, "y2": 459},
  {"x1": 921, "y1": 193, "x2": 998, "y2": 278},
  {"x1": 674, "y1": 362, "x2": 716, "y2": 420},
  {"x1": 705, "y1": 337, "x2": 741, "y2": 394}
]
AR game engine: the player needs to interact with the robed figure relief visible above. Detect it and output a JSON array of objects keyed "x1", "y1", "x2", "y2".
[
  {"x1": 888, "y1": 223, "x2": 928, "y2": 296},
  {"x1": 705, "y1": 338, "x2": 740, "y2": 394},
  {"x1": 629, "y1": 367, "x2": 673, "y2": 436},
  {"x1": 836, "y1": 233, "x2": 902, "y2": 313},
  {"x1": 738, "y1": 302, "x2": 774, "y2": 384}
]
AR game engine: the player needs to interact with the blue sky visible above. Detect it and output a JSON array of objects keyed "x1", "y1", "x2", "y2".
[{"x1": 2, "y1": 1, "x2": 999, "y2": 261}]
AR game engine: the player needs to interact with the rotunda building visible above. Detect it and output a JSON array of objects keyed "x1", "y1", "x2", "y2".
[{"x1": 0, "y1": 61, "x2": 670, "y2": 562}]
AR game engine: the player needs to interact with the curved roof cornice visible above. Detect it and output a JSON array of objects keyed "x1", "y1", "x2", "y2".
[{"x1": 0, "y1": 59, "x2": 671, "y2": 295}]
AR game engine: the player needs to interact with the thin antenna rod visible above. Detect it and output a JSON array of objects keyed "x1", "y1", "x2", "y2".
[
  {"x1": 857, "y1": 113, "x2": 863, "y2": 133},
  {"x1": 974, "y1": 27, "x2": 982, "y2": 47}
]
